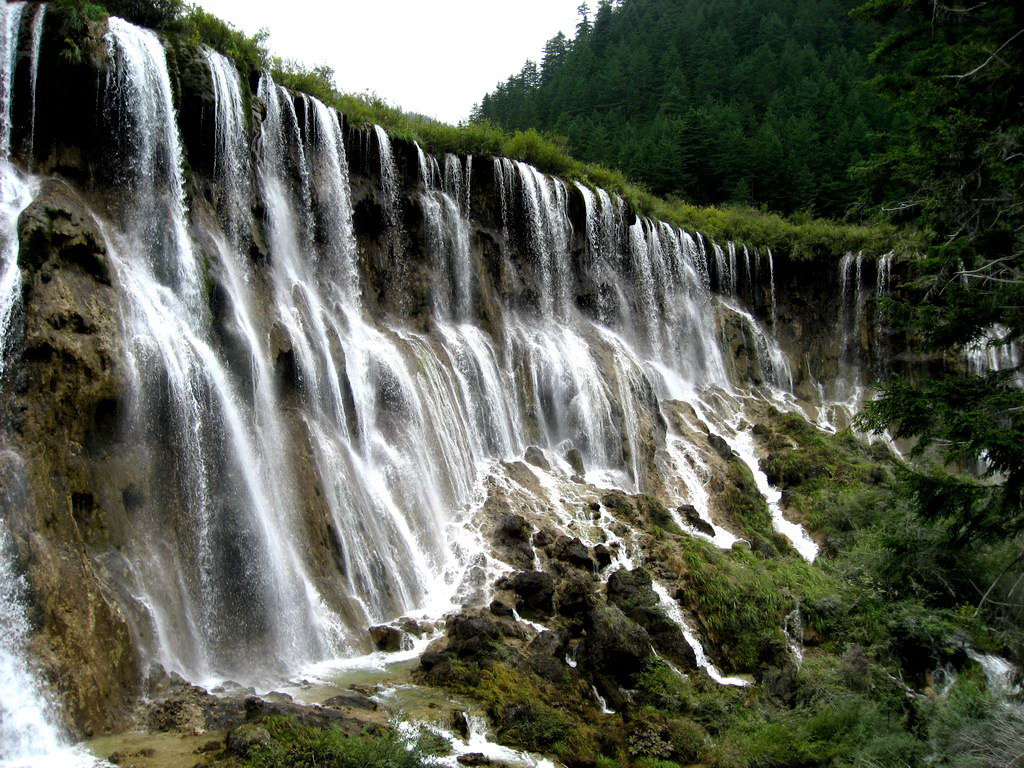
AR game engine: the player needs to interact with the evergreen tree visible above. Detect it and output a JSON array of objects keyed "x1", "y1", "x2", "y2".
[
  {"x1": 475, "y1": 0, "x2": 894, "y2": 217},
  {"x1": 855, "y1": 0, "x2": 1024, "y2": 543}
]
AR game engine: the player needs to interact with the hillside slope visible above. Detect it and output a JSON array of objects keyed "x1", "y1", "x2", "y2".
[{"x1": 476, "y1": 0, "x2": 894, "y2": 217}]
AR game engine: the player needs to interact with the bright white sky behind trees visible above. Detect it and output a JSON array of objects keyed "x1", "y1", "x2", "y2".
[{"x1": 194, "y1": 0, "x2": 583, "y2": 124}]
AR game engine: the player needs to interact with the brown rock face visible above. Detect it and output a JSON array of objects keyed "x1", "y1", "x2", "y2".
[{"x1": 5, "y1": 181, "x2": 140, "y2": 737}]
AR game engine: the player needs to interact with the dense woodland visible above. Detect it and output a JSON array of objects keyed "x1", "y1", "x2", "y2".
[{"x1": 475, "y1": 0, "x2": 894, "y2": 216}]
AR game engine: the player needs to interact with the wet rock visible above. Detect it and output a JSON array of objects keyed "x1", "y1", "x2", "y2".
[
  {"x1": 323, "y1": 693, "x2": 378, "y2": 711},
  {"x1": 589, "y1": 501, "x2": 602, "y2": 512},
  {"x1": 227, "y1": 724, "x2": 271, "y2": 757},
  {"x1": 242, "y1": 696, "x2": 366, "y2": 735},
  {"x1": 446, "y1": 611, "x2": 504, "y2": 658},
  {"x1": 759, "y1": 664, "x2": 800, "y2": 706},
  {"x1": 593, "y1": 544, "x2": 613, "y2": 569},
  {"x1": 606, "y1": 568, "x2": 697, "y2": 670},
  {"x1": 369, "y1": 624, "x2": 409, "y2": 652},
  {"x1": 555, "y1": 576, "x2": 597, "y2": 619},
  {"x1": 565, "y1": 448, "x2": 585, "y2": 476},
  {"x1": 708, "y1": 433, "x2": 737, "y2": 462},
  {"x1": 550, "y1": 535, "x2": 596, "y2": 571},
  {"x1": 420, "y1": 651, "x2": 449, "y2": 671},
  {"x1": 509, "y1": 571, "x2": 555, "y2": 615},
  {"x1": 196, "y1": 740, "x2": 221, "y2": 754},
  {"x1": 731, "y1": 539, "x2": 752, "y2": 552},
  {"x1": 445, "y1": 709, "x2": 469, "y2": 739},
  {"x1": 492, "y1": 513, "x2": 534, "y2": 570},
  {"x1": 489, "y1": 599, "x2": 514, "y2": 617},
  {"x1": 524, "y1": 446, "x2": 550, "y2": 471},
  {"x1": 263, "y1": 691, "x2": 293, "y2": 704},
  {"x1": 532, "y1": 528, "x2": 554, "y2": 548},
  {"x1": 678, "y1": 504, "x2": 715, "y2": 537},
  {"x1": 195, "y1": 741, "x2": 222, "y2": 757},
  {"x1": 529, "y1": 630, "x2": 568, "y2": 658},
  {"x1": 458, "y1": 754, "x2": 491, "y2": 766},
  {"x1": 397, "y1": 617, "x2": 436, "y2": 637}
]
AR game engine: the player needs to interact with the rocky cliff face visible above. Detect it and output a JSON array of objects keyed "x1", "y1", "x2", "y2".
[{"x1": 0, "y1": 4, "x2": 901, "y2": 746}]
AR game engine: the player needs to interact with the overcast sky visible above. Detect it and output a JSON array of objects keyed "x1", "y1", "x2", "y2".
[{"x1": 193, "y1": 0, "x2": 582, "y2": 124}]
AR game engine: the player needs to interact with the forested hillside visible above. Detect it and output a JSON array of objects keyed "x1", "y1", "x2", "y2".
[{"x1": 475, "y1": 0, "x2": 893, "y2": 216}]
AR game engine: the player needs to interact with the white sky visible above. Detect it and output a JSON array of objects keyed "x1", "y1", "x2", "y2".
[{"x1": 193, "y1": 0, "x2": 583, "y2": 124}]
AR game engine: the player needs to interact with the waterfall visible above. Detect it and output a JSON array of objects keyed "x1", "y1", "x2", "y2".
[
  {"x1": 0, "y1": 6, "x2": 88, "y2": 763},
  {"x1": 204, "y1": 49, "x2": 251, "y2": 243},
  {"x1": 25, "y1": 3, "x2": 44, "y2": 163},
  {"x1": 101, "y1": 26, "x2": 345, "y2": 683},
  {"x1": 0, "y1": 10, "x2": 847, "y2": 735},
  {"x1": 1, "y1": 498, "x2": 89, "y2": 767},
  {"x1": 419, "y1": 146, "x2": 474, "y2": 320},
  {"x1": 768, "y1": 247, "x2": 778, "y2": 329},
  {"x1": 0, "y1": 2, "x2": 35, "y2": 377}
]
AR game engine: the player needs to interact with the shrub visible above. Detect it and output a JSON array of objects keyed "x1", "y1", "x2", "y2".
[{"x1": 230, "y1": 716, "x2": 436, "y2": 768}]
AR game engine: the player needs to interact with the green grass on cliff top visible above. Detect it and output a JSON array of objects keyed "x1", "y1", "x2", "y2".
[{"x1": 56, "y1": 0, "x2": 912, "y2": 260}]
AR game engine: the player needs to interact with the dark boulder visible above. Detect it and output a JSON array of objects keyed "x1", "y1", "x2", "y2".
[
  {"x1": 606, "y1": 568, "x2": 697, "y2": 670},
  {"x1": 323, "y1": 693, "x2": 378, "y2": 711},
  {"x1": 550, "y1": 535, "x2": 596, "y2": 571},
  {"x1": 708, "y1": 433, "x2": 737, "y2": 462},
  {"x1": 565, "y1": 448, "x2": 585, "y2": 476},
  {"x1": 593, "y1": 544, "x2": 613, "y2": 569},
  {"x1": 524, "y1": 446, "x2": 550, "y2": 471},
  {"x1": 555, "y1": 576, "x2": 597, "y2": 619},
  {"x1": 369, "y1": 624, "x2": 408, "y2": 652},
  {"x1": 581, "y1": 604, "x2": 654, "y2": 688},
  {"x1": 492, "y1": 512, "x2": 534, "y2": 569},
  {"x1": 678, "y1": 504, "x2": 715, "y2": 537},
  {"x1": 509, "y1": 571, "x2": 555, "y2": 616},
  {"x1": 532, "y1": 528, "x2": 554, "y2": 548},
  {"x1": 489, "y1": 599, "x2": 514, "y2": 617}
]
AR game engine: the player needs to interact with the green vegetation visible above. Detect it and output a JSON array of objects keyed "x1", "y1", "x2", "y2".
[
  {"x1": 217, "y1": 716, "x2": 438, "y2": 768},
  {"x1": 477, "y1": 0, "x2": 894, "y2": 219},
  {"x1": 49, "y1": 0, "x2": 901, "y2": 258},
  {"x1": 851, "y1": 0, "x2": 1024, "y2": 658},
  {"x1": 430, "y1": 659, "x2": 605, "y2": 767},
  {"x1": 626, "y1": 411, "x2": 1024, "y2": 768}
]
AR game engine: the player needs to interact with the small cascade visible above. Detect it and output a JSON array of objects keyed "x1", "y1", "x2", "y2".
[
  {"x1": 767, "y1": 247, "x2": 778, "y2": 329},
  {"x1": 204, "y1": 49, "x2": 251, "y2": 243},
  {"x1": 784, "y1": 607, "x2": 805, "y2": 665},
  {"x1": 418, "y1": 146, "x2": 474, "y2": 320},
  {"x1": 0, "y1": 1, "x2": 36, "y2": 378},
  {"x1": 839, "y1": 252, "x2": 864, "y2": 368},
  {"x1": 873, "y1": 253, "x2": 893, "y2": 372},
  {"x1": 652, "y1": 582, "x2": 749, "y2": 687},
  {"x1": 374, "y1": 124, "x2": 402, "y2": 252},
  {"x1": 730, "y1": 430, "x2": 819, "y2": 561},
  {"x1": 966, "y1": 325, "x2": 1022, "y2": 378},
  {"x1": 720, "y1": 299, "x2": 793, "y2": 392},
  {"x1": 25, "y1": 3, "x2": 44, "y2": 163},
  {"x1": 966, "y1": 650, "x2": 1022, "y2": 695},
  {"x1": 1, "y1": 474, "x2": 90, "y2": 767}
]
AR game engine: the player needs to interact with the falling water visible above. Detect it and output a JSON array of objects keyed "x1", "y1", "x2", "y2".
[
  {"x1": 0, "y1": 6, "x2": 89, "y2": 763},
  {"x1": 25, "y1": 3, "x2": 44, "y2": 163},
  {"x1": 0, "y1": 12, "x2": 885, "y2": 748},
  {"x1": 0, "y1": 525, "x2": 84, "y2": 767}
]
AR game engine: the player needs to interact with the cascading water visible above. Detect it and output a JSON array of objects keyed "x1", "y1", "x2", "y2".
[
  {"x1": 0, "y1": 5, "x2": 92, "y2": 764},
  {"x1": 0, "y1": 9, "x2": 893, "y2": 744},
  {"x1": 1, "y1": 451, "x2": 93, "y2": 767}
]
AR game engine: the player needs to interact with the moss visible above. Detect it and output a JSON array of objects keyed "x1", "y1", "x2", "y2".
[
  {"x1": 672, "y1": 538, "x2": 836, "y2": 671},
  {"x1": 719, "y1": 460, "x2": 788, "y2": 554},
  {"x1": 221, "y1": 715, "x2": 438, "y2": 768},
  {"x1": 431, "y1": 659, "x2": 603, "y2": 766}
]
